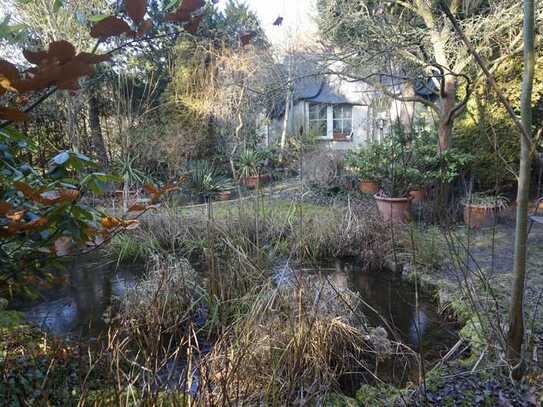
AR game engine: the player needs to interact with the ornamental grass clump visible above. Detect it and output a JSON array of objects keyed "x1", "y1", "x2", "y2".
[
  {"x1": 198, "y1": 277, "x2": 396, "y2": 405},
  {"x1": 102, "y1": 255, "x2": 206, "y2": 397}
]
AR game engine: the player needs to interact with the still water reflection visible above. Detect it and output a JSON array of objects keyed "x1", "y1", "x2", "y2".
[
  {"x1": 21, "y1": 260, "x2": 143, "y2": 337},
  {"x1": 20, "y1": 257, "x2": 456, "y2": 355},
  {"x1": 275, "y1": 259, "x2": 457, "y2": 353}
]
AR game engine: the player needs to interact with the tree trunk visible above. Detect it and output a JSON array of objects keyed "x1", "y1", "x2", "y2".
[
  {"x1": 506, "y1": 0, "x2": 535, "y2": 380},
  {"x1": 88, "y1": 92, "x2": 109, "y2": 167},
  {"x1": 437, "y1": 78, "x2": 457, "y2": 153},
  {"x1": 280, "y1": 88, "x2": 292, "y2": 151},
  {"x1": 66, "y1": 92, "x2": 79, "y2": 149}
]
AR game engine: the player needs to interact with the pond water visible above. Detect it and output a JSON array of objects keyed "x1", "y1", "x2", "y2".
[
  {"x1": 274, "y1": 259, "x2": 459, "y2": 356},
  {"x1": 16, "y1": 257, "x2": 457, "y2": 360},
  {"x1": 18, "y1": 259, "x2": 144, "y2": 338}
]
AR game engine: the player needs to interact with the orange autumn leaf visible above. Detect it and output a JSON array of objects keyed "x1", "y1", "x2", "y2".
[
  {"x1": 90, "y1": 16, "x2": 133, "y2": 40},
  {"x1": 101, "y1": 216, "x2": 122, "y2": 229},
  {"x1": 143, "y1": 184, "x2": 159, "y2": 194},
  {"x1": 6, "y1": 210, "x2": 25, "y2": 222},
  {"x1": 126, "y1": 0, "x2": 147, "y2": 24},
  {"x1": 0, "y1": 107, "x2": 28, "y2": 122},
  {"x1": 0, "y1": 59, "x2": 19, "y2": 92},
  {"x1": 4, "y1": 217, "x2": 47, "y2": 234}
]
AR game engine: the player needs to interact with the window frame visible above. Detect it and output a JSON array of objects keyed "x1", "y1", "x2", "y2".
[
  {"x1": 332, "y1": 104, "x2": 353, "y2": 139},
  {"x1": 307, "y1": 102, "x2": 328, "y2": 139}
]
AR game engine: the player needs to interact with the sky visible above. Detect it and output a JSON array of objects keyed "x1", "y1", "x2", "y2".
[{"x1": 220, "y1": 0, "x2": 318, "y2": 46}]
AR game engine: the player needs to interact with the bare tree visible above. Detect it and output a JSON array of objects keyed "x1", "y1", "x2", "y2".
[
  {"x1": 507, "y1": 0, "x2": 536, "y2": 380},
  {"x1": 317, "y1": 0, "x2": 542, "y2": 152}
]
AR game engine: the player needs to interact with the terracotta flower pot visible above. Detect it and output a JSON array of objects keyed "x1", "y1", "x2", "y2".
[
  {"x1": 242, "y1": 174, "x2": 269, "y2": 189},
  {"x1": 359, "y1": 180, "x2": 379, "y2": 194},
  {"x1": 463, "y1": 204, "x2": 497, "y2": 229},
  {"x1": 374, "y1": 195, "x2": 411, "y2": 224},
  {"x1": 409, "y1": 188, "x2": 426, "y2": 204}
]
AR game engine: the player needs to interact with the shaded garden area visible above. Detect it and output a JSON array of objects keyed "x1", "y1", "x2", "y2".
[{"x1": 2, "y1": 0, "x2": 543, "y2": 405}]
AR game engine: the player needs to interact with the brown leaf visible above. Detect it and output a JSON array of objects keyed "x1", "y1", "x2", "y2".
[
  {"x1": 13, "y1": 181, "x2": 36, "y2": 198},
  {"x1": 166, "y1": 0, "x2": 204, "y2": 23},
  {"x1": 37, "y1": 189, "x2": 80, "y2": 204},
  {"x1": 90, "y1": 16, "x2": 132, "y2": 40},
  {"x1": 240, "y1": 31, "x2": 256, "y2": 46},
  {"x1": 23, "y1": 218, "x2": 49, "y2": 230},
  {"x1": 136, "y1": 19, "x2": 153, "y2": 37},
  {"x1": 0, "y1": 60, "x2": 19, "y2": 81},
  {"x1": 0, "y1": 60, "x2": 20, "y2": 92},
  {"x1": 58, "y1": 61, "x2": 95, "y2": 83},
  {"x1": 182, "y1": 0, "x2": 204, "y2": 11},
  {"x1": 160, "y1": 185, "x2": 179, "y2": 194},
  {"x1": 0, "y1": 107, "x2": 29, "y2": 122},
  {"x1": 184, "y1": 15, "x2": 203, "y2": 34},
  {"x1": 59, "y1": 189, "x2": 80, "y2": 202},
  {"x1": 23, "y1": 49, "x2": 48, "y2": 66},
  {"x1": 126, "y1": 0, "x2": 146, "y2": 24},
  {"x1": 48, "y1": 41, "x2": 76, "y2": 64},
  {"x1": 13, "y1": 76, "x2": 51, "y2": 93},
  {"x1": 73, "y1": 52, "x2": 111, "y2": 64},
  {"x1": 166, "y1": 8, "x2": 191, "y2": 22},
  {"x1": 143, "y1": 184, "x2": 159, "y2": 194},
  {"x1": 56, "y1": 79, "x2": 81, "y2": 90},
  {"x1": 0, "y1": 201, "x2": 12, "y2": 215},
  {"x1": 128, "y1": 202, "x2": 147, "y2": 212}
]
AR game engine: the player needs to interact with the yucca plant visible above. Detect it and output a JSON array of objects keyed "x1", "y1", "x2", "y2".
[
  {"x1": 236, "y1": 149, "x2": 266, "y2": 179},
  {"x1": 188, "y1": 160, "x2": 234, "y2": 198}
]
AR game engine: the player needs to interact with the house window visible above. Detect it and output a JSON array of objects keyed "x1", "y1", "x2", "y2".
[
  {"x1": 333, "y1": 105, "x2": 353, "y2": 138},
  {"x1": 308, "y1": 103, "x2": 327, "y2": 138}
]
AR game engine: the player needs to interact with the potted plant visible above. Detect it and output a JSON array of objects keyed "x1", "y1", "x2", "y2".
[
  {"x1": 461, "y1": 193, "x2": 509, "y2": 229},
  {"x1": 371, "y1": 123, "x2": 422, "y2": 223},
  {"x1": 345, "y1": 142, "x2": 382, "y2": 194},
  {"x1": 187, "y1": 160, "x2": 234, "y2": 202},
  {"x1": 409, "y1": 129, "x2": 473, "y2": 204},
  {"x1": 237, "y1": 149, "x2": 269, "y2": 189}
]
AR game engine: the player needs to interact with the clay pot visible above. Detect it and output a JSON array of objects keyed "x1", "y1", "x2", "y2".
[
  {"x1": 409, "y1": 188, "x2": 426, "y2": 204},
  {"x1": 359, "y1": 180, "x2": 379, "y2": 194},
  {"x1": 463, "y1": 204, "x2": 496, "y2": 229},
  {"x1": 215, "y1": 190, "x2": 233, "y2": 201},
  {"x1": 242, "y1": 174, "x2": 269, "y2": 189},
  {"x1": 374, "y1": 195, "x2": 411, "y2": 224}
]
